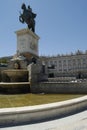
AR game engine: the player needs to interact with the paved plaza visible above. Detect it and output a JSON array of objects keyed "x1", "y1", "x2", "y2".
[{"x1": 0, "y1": 110, "x2": 87, "y2": 130}]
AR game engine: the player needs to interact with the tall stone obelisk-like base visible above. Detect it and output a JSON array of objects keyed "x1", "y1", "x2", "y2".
[
  {"x1": 9, "y1": 28, "x2": 40, "y2": 69},
  {"x1": 15, "y1": 28, "x2": 40, "y2": 60}
]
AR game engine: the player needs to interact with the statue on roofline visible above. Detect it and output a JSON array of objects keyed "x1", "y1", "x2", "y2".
[{"x1": 19, "y1": 3, "x2": 37, "y2": 33}]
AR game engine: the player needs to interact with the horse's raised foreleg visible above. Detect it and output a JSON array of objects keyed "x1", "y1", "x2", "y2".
[{"x1": 19, "y1": 16, "x2": 24, "y2": 23}]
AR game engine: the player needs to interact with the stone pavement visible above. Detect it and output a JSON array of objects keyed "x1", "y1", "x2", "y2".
[{"x1": 0, "y1": 110, "x2": 87, "y2": 130}]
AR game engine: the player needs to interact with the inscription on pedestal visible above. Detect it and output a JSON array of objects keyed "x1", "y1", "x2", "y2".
[{"x1": 18, "y1": 38, "x2": 26, "y2": 51}]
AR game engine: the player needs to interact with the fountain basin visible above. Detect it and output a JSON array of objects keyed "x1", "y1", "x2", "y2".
[{"x1": 1, "y1": 69, "x2": 28, "y2": 82}]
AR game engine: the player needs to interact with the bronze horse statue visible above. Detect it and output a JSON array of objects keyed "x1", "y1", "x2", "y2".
[{"x1": 19, "y1": 3, "x2": 36, "y2": 32}]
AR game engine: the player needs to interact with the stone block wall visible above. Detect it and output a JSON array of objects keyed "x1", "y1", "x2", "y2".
[
  {"x1": 27, "y1": 63, "x2": 87, "y2": 94},
  {"x1": 29, "y1": 79, "x2": 87, "y2": 94},
  {"x1": 36, "y1": 82, "x2": 87, "y2": 94},
  {"x1": 27, "y1": 63, "x2": 48, "y2": 93}
]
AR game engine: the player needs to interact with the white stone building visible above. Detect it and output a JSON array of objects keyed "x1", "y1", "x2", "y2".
[{"x1": 40, "y1": 50, "x2": 87, "y2": 78}]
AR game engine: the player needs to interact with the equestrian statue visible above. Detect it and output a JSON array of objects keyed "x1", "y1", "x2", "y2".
[{"x1": 19, "y1": 3, "x2": 37, "y2": 33}]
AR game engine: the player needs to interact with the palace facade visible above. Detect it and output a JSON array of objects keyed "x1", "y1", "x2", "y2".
[{"x1": 40, "y1": 50, "x2": 87, "y2": 78}]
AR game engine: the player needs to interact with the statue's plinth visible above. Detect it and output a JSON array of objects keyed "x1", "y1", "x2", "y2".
[{"x1": 15, "y1": 28, "x2": 40, "y2": 59}]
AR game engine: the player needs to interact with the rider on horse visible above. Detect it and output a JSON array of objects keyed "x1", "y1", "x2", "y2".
[{"x1": 19, "y1": 3, "x2": 36, "y2": 32}]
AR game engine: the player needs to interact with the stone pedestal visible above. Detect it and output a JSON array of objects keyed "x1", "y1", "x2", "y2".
[{"x1": 15, "y1": 28, "x2": 40, "y2": 59}]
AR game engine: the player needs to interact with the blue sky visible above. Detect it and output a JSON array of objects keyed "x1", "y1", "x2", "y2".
[{"x1": 0, "y1": 0, "x2": 87, "y2": 57}]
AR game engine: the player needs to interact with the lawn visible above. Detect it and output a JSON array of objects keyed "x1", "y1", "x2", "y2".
[{"x1": 0, "y1": 94, "x2": 85, "y2": 108}]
